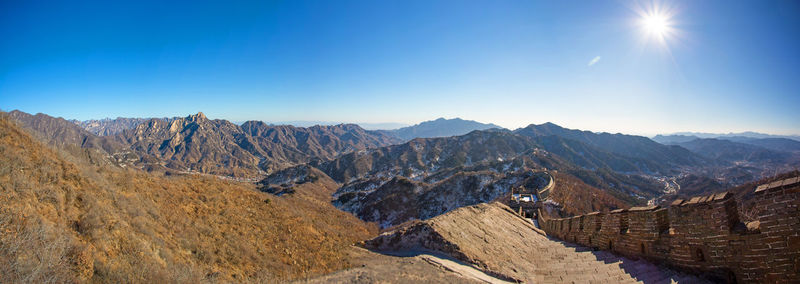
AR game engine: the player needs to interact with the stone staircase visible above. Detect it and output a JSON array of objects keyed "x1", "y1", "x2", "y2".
[
  {"x1": 364, "y1": 202, "x2": 709, "y2": 283},
  {"x1": 526, "y1": 237, "x2": 708, "y2": 283}
]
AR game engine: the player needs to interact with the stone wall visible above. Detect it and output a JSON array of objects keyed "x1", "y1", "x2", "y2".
[{"x1": 539, "y1": 177, "x2": 800, "y2": 283}]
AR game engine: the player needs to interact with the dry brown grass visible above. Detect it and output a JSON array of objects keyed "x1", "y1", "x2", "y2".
[
  {"x1": 0, "y1": 114, "x2": 377, "y2": 283},
  {"x1": 547, "y1": 172, "x2": 630, "y2": 217}
]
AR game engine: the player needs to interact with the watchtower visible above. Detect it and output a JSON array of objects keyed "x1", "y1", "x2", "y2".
[{"x1": 510, "y1": 185, "x2": 539, "y2": 218}]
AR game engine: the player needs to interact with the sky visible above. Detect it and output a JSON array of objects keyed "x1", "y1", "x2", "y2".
[{"x1": 1, "y1": 0, "x2": 798, "y2": 136}]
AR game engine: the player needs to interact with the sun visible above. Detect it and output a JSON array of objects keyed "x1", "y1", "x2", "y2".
[
  {"x1": 643, "y1": 14, "x2": 669, "y2": 37},
  {"x1": 636, "y1": 6, "x2": 677, "y2": 46}
]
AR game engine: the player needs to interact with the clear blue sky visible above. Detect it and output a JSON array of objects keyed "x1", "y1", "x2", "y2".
[{"x1": 1, "y1": 0, "x2": 798, "y2": 135}]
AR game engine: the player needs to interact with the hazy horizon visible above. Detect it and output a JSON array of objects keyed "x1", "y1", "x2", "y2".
[{"x1": 2, "y1": 0, "x2": 799, "y2": 136}]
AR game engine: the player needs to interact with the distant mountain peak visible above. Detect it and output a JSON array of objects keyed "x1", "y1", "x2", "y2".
[
  {"x1": 385, "y1": 117, "x2": 502, "y2": 140},
  {"x1": 188, "y1": 112, "x2": 207, "y2": 122},
  {"x1": 520, "y1": 122, "x2": 562, "y2": 130}
]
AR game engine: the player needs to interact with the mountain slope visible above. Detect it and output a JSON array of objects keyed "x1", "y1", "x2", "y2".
[
  {"x1": 313, "y1": 130, "x2": 534, "y2": 183},
  {"x1": 240, "y1": 121, "x2": 399, "y2": 163},
  {"x1": 670, "y1": 131, "x2": 800, "y2": 141},
  {"x1": 721, "y1": 136, "x2": 800, "y2": 153},
  {"x1": 675, "y1": 138, "x2": 793, "y2": 164},
  {"x1": 0, "y1": 112, "x2": 377, "y2": 282},
  {"x1": 331, "y1": 170, "x2": 536, "y2": 228},
  {"x1": 654, "y1": 134, "x2": 800, "y2": 153},
  {"x1": 297, "y1": 129, "x2": 640, "y2": 227},
  {"x1": 117, "y1": 112, "x2": 263, "y2": 177},
  {"x1": 109, "y1": 112, "x2": 400, "y2": 177},
  {"x1": 384, "y1": 117, "x2": 502, "y2": 141},
  {"x1": 515, "y1": 123, "x2": 708, "y2": 173},
  {"x1": 7, "y1": 110, "x2": 142, "y2": 169},
  {"x1": 313, "y1": 127, "x2": 670, "y2": 204},
  {"x1": 9, "y1": 110, "x2": 128, "y2": 155},
  {"x1": 73, "y1": 117, "x2": 163, "y2": 136},
  {"x1": 651, "y1": 134, "x2": 700, "y2": 144}
]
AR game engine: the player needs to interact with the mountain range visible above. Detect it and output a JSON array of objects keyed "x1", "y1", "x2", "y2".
[
  {"x1": 10, "y1": 111, "x2": 400, "y2": 177},
  {"x1": 113, "y1": 112, "x2": 400, "y2": 176},
  {"x1": 3, "y1": 109, "x2": 798, "y2": 282},
  {"x1": 72, "y1": 117, "x2": 169, "y2": 136},
  {"x1": 9, "y1": 109, "x2": 799, "y2": 226},
  {"x1": 657, "y1": 131, "x2": 800, "y2": 141}
]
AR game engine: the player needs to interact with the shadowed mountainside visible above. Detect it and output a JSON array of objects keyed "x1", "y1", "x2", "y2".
[
  {"x1": 310, "y1": 129, "x2": 667, "y2": 207},
  {"x1": 240, "y1": 120, "x2": 398, "y2": 164},
  {"x1": 313, "y1": 130, "x2": 533, "y2": 183},
  {"x1": 514, "y1": 122, "x2": 709, "y2": 173},
  {"x1": 654, "y1": 134, "x2": 800, "y2": 154},
  {"x1": 673, "y1": 138, "x2": 793, "y2": 164},
  {"x1": 722, "y1": 136, "x2": 800, "y2": 152}
]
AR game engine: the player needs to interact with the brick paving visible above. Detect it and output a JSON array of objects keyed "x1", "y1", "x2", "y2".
[
  {"x1": 526, "y1": 238, "x2": 708, "y2": 283},
  {"x1": 366, "y1": 202, "x2": 709, "y2": 283}
]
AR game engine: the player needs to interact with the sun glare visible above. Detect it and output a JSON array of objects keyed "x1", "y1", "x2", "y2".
[
  {"x1": 643, "y1": 14, "x2": 669, "y2": 37},
  {"x1": 636, "y1": 4, "x2": 677, "y2": 48}
]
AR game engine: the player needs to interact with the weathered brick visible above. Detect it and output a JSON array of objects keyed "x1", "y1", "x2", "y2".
[{"x1": 539, "y1": 181, "x2": 800, "y2": 283}]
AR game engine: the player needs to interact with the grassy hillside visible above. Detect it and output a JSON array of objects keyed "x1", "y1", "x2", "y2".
[
  {"x1": 0, "y1": 114, "x2": 376, "y2": 283},
  {"x1": 546, "y1": 172, "x2": 630, "y2": 216}
]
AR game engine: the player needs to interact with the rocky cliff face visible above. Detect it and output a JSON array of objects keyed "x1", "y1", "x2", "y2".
[
  {"x1": 73, "y1": 117, "x2": 162, "y2": 136},
  {"x1": 116, "y1": 112, "x2": 264, "y2": 177}
]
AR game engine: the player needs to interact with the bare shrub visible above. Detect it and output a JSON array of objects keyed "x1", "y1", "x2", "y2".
[{"x1": 0, "y1": 212, "x2": 76, "y2": 283}]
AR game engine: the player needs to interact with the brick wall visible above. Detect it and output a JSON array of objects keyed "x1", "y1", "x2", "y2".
[{"x1": 539, "y1": 177, "x2": 800, "y2": 283}]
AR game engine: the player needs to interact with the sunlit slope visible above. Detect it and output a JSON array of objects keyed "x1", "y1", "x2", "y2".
[{"x1": 0, "y1": 114, "x2": 376, "y2": 283}]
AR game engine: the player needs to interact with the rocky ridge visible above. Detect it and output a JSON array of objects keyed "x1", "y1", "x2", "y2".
[
  {"x1": 10, "y1": 110, "x2": 400, "y2": 178},
  {"x1": 72, "y1": 117, "x2": 164, "y2": 136}
]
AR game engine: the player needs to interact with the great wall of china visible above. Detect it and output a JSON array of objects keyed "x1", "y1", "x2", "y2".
[{"x1": 538, "y1": 176, "x2": 800, "y2": 283}]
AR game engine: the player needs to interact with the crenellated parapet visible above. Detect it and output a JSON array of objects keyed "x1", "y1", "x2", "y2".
[{"x1": 539, "y1": 176, "x2": 800, "y2": 283}]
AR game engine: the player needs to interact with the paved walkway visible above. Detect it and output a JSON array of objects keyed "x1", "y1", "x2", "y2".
[
  {"x1": 364, "y1": 202, "x2": 709, "y2": 283},
  {"x1": 526, "y1": 238, "x2": 707, "y2": 283}
]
